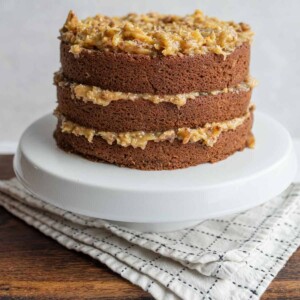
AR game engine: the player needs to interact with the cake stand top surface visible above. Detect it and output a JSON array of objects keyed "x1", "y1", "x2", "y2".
[{"x1": 14, "y1": 112, "x2": 297, "y2": 224}]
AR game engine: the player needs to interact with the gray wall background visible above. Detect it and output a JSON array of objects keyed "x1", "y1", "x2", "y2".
[{"x1": 0, "y1": 0, "x2": 300, "y2": 152}]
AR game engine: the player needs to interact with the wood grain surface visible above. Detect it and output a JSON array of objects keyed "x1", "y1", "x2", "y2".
[{"x1": 0, "y1": 155, "x2": 299, "y2": 299}]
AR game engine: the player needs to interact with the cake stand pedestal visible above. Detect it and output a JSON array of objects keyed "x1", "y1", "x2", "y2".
[{"x1": 14, "y1": 112, "x2": 297, "y2": 232}]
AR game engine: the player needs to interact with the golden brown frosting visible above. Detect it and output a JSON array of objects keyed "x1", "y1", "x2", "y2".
[
  {"x1": 60, "y1": 10, "x2": 253, "y2": 57},
  {"x1": 57, "y1": 106, "x2": 253, "y2": 149},
  {"x1": 55, "y1": 72, "x2": 257, "y2": 107}
]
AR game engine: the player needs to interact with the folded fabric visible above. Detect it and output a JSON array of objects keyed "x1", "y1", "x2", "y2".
[{"x1": 0, "y1": 178, "x2": 299, "y2": 300}]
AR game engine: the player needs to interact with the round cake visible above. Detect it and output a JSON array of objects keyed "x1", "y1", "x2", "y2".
[{"x1": 54, "y1": 10, "x2": 256, "y2": 170}]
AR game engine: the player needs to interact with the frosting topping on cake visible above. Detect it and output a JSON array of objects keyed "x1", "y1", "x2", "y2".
[
  {"x1": 60, "y1": 10, "x2": 253, "y2": 57},
  {"x1": 57, "y1": 106, "x2": 253, "y2": 149}
]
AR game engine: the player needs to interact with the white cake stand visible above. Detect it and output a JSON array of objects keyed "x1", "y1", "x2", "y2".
[{"x1": 14, "y1": 112, "x2": 297, "y2": 232}]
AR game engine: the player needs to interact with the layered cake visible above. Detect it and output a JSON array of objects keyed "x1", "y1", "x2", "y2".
[{"x1": 54, "y1": 10, "x2": 256, "y2": 170}]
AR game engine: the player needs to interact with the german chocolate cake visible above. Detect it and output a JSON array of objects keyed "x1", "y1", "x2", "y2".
[{"x1": 54, "y1": 10, "x2": 256, "y2": 170}]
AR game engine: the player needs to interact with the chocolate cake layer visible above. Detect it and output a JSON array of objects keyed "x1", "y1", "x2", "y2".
[
  {"x1": 57, "y1": 83, "x2": 251, "y2": 132},
  {"x1": 60, "y1": 42, "x2": 250, "y2": 94},
  {"x1": 54, "y1": 114, "x2": 253, "y2": 170}
]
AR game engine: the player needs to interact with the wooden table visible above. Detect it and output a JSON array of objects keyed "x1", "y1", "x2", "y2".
[{"x1": 0, "y1": 155, "x2": 299, "y2": 299}]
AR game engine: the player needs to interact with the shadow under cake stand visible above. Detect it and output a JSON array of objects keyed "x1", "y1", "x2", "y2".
[{"x1": 14, "y1": 112, "x2": 297, "y2": 232}]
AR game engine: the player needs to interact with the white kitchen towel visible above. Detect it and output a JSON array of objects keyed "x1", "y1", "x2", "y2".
[{"x1": 0, "y1": 178, "x2": 299, "y2": 300}]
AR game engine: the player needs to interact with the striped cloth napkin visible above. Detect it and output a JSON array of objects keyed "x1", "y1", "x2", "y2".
[{"x1": 0, "y1": 178, "x2": 299, "y2": 300}]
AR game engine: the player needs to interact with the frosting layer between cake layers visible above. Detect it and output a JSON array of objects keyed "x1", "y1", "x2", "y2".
[{"x1": 56, "y1": 105, "x2": 253, "y2": 149}]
